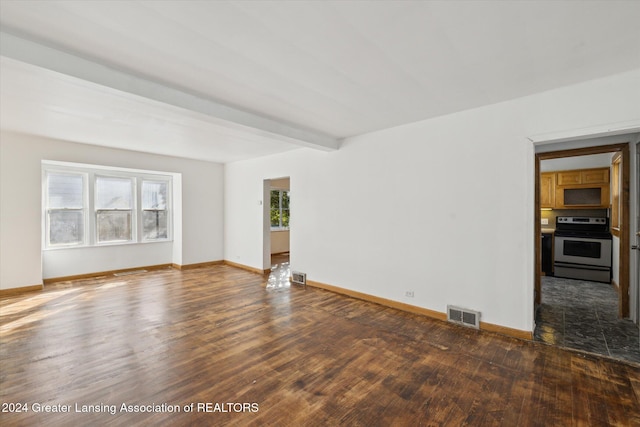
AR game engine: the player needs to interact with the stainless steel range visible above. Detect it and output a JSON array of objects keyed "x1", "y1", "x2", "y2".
[{"x1": 553, "y1": 216, "x2": 612, "y2": 283}]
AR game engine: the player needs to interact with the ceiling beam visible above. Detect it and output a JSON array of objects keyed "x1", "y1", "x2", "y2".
[{"x1": 0, "y1": 30, "x2": 339, "y2": 151}]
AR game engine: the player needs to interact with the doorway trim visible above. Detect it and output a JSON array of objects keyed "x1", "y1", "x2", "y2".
[
  {"x1": 535, "y1": 143, "x2": 630, "y2": 317},
  {"x1": 262, "y1": 179, "x2": 272, "y2": 272}
]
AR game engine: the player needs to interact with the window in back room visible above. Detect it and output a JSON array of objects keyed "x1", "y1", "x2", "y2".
[{"x1": 270, "y1": 189, "x2": 290, "y2": 230}]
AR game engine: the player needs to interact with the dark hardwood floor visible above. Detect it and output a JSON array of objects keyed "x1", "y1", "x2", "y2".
[{"x1": 1, "y1": 263, "x2": 639, "y2": 426}]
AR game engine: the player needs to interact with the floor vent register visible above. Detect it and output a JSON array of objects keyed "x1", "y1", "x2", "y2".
[
  {"x1": 447, "y1": 305, "x2": 480, "y2": 329},
  {"x1": 290, "y1": 271, "x2": 307, "y2": 286}
]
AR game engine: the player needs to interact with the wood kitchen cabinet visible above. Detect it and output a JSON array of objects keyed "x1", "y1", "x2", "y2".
[
  {"x1": 581, "y1": 168, "x2": 609, "y2": 184},
  {"x1": 557, "y1": 168, "x2": 609, "y2": 186},
  {"x1": 541, "y1": 167, "x2": 610, "y2": 209},
  {"x1": 556, "y1": 170, "x2": 581, "y2": 186},
  {"x1": 540, "y1": 173, "x2": 556, "y2": 208}
]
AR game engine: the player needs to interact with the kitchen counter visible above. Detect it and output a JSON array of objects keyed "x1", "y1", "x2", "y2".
[{"x1": 541, "y1": 228, "x2": 555, "y2": 234}]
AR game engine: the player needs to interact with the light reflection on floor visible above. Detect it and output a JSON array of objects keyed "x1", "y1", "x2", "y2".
[
  {"x1": 0, "y1": 287, "x2": 80, "y2": 316},
  {"x1": 266, "y1": 253, "x2": 292, "y2": 290}
]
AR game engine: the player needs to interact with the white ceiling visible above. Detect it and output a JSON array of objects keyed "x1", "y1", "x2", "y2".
[
  {"x1": 1, "y1": 0, "x2": 639, "y2": 163},
  {"x1": 0, "y1": 57, "x2": 304, "y2": 162}
]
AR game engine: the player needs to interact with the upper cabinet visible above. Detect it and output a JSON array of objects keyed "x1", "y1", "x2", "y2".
[
  {"x1": 581, "y1": 168, "x2": 609, "y2": 184},
  {"x1": 557, "y1": 168, "x2": 609, "y2": 186},
  {"x1": 540, "y1": 173, "x2": 556, "y2": 209},
  {"x1": 556, "y1": 170, "x2": 581, "y2": 186},
  {"x1": 541, "y1": 167, "x2": 610, "y2": 209}
]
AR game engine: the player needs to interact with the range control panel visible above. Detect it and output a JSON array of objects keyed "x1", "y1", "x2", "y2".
[{"x1": 556, "y1": 217, "x2": 607, "y2": 224}]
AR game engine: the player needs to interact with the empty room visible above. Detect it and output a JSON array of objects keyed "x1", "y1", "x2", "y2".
[{"x1": 1, "y1": 1, "x2": 639, "y2": 425}]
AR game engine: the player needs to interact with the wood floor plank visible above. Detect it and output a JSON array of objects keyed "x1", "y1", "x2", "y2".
[{"x1": 1, "y1": 264, "x2": 639, "y2": 426}]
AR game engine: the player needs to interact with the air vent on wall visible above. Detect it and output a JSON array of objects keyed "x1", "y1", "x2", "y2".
[
  {"x1": 291, "y1": 271, "x2": 307, "y2": 286},
  {"x1": 447, "y1": 305, "x2": 480, "y2": 329}
]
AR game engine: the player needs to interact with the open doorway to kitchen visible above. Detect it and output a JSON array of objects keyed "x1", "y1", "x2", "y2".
[
  {"x1": 264, "y1": 177, "x2": 291, "y2": 289},
  {"x1": 534, "y1": 141, "x2": 640, "y2": 364}
]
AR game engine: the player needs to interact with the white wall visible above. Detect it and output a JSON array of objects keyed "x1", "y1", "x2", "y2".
[
  {"x1": 0, "y1": 131, "x2": 224, "y2": 288},
  {"x1": 43, "y1": 243, "x2": 173, "y2": 279},
  {"x1": 270, "y1": 178, "x2": 290, "y2": 190},
  {"x1": 540, "y1": 153, "x2": 613, "y2": 172},
  {"x1": 271, "y1": 231, "x2": 290, "y2": 254},
  {"x1": 224, "y1": 69, "x2": 640, "y2": 333}
]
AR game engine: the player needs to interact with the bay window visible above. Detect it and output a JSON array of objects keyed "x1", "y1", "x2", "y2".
[
  {"x1": 95, "y1": 176, "x2": 134, "y2": 243},
  {"x1": 142, "y1": 180, "x2": 168, "y2": 240},
  {"x1": 45, "y1": 172, "x2": 86, "y2": 246},
  {"x1": 43, "y1": 162, "x2": 172, "y2": 249}
]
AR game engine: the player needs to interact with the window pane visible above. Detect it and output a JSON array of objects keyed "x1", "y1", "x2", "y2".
[
  {"x1": 281, "y1": 191, "x2": 290, "y2": 209},
  {"x1": 47, "y1": 173, "x2": 83, "y2": 208},
  {"x1": 270, "y1": 208, "x2": 280, "y2": 227},
  {"x1": 49, "y1": 210, "x2": 84, "y2": 245},
  {"x1": 96, "y1": 177, "x2": 133, "y2": 209},
  {"x1": 282, "y1": 209, "x2": 290, "y2": 228},
  {"x1": 270, "y1": 190, "x2": 280, "y2": 209},
  {"x1": 143, "y1": 211, "x2": 168, "y2": 240},
  {"x1": 97, "y1": 211, "x2": 132, "y2": 242},
  {"x1": 142, "y1": 181, "x2": 167, "y2": 209}
]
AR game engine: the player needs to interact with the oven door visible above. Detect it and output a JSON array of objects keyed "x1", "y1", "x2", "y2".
[{"x1": 554, "y1": 236, "x2": 612, "y2": 267}]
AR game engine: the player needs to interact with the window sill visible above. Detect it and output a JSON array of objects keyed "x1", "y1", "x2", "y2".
[
  {"x1": 44, "y1": 240, "x2": 173, "y2": 251},
  {"x1": 270, "y1": 228, "x2": 290, "y2": 232}
]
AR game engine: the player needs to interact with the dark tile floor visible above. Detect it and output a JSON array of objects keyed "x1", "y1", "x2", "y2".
[{"x1": 535, "y1": 276, "x2": 640, "y2": 364}]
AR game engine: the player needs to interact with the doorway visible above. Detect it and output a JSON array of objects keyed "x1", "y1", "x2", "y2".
[
  {"x1": 534, "y1": 142, "x2": 640, "y2": 363},
  {"x1": 264, "y1": 177, "x2": 291, "y2": 289},
  {"x1": 535, "y1": 143, "x2": 630, "y2": 315}
]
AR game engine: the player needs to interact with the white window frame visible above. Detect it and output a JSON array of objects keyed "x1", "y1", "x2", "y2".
[
  {"x1": 43, "y1": 162, "x2": 172, "y2": 250},
  {"x1": 94, "y1": 174, "x2": 137, "y2": 245},
  {"x1": 141, "y1": 179, "x2": 171, "y2": 242},
  {"x1": 270, "y1": 189, "x2": 290, "y2": 231},
  {"x1": 43, "y1": 170, "x2": 89, "y2": 248}
]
